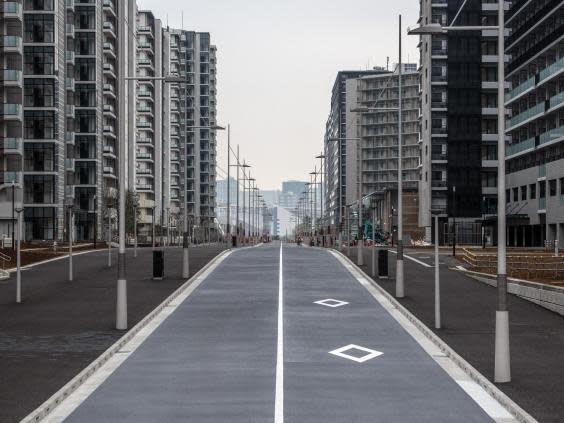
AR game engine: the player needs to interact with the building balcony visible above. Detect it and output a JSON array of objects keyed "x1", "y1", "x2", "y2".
[
  {"x1": 103, "y1": 144, "x2": 115, "y2": 154},
  {"x1": 3, "y1": 36, "x2": 22, "y2": 52},
  {"x1": 65, "y1": 0, "x2": 74, "y2": 10},
  {"x1": 66, "y1": 23, "x2": 75, "y2": 38},
  {"x1": 548, "y1": 91, "x2": 564, "y2": 111},
  {"x1": 136, "y1": 168, "x2": 153, "y2": 175},
  {"x1": 103, "y1": 21, "x2": 116, "y2": 38},
  {"x1": 137, "y1": 60, "x2": 153, "y2": 69},
  {"x1": 3, "y1": 103, "x2": 22, "y2": 120},
  {"x1": 103, "y1": 42, "x2": 116, "y2": 58},
  {"x1": 4, "y1": 2, "x2": 22, "y2": 20},
  {"x1": 66, "y1": 50, "x2": 75, "y2": 62},
  {"x1": 1, "y1": 172, "x2": 20, "y2": 186},
  {"x1": 3, "y1": 69, "x2": 22, "y2": 87},
  {"x1": 103, "y1": 166, "x2": 115, "y2": 175},
  {"x1": 506, "y1": 137, "x2": 535, "y2": 158},
  {"x1": 507, "y1": 102, "x2": 544, "y2": 129},
  {"x1": 136, "y1": 152, "x2": 153, "y2": 160},
  {"x1": 539, "y1": 56, "x2": 564, "y2": 83},
  {"x1": 65, "y1": 105, "x2": 75, "y2": 116},
  {"x1": 137, "y1": 138, "x2": 153, "y2": 144},
  {"x1": 66, "y1": 132, "x2": 75, "y2": 144},
  {"x1": 138, "y1": 91, "x2": 152, "y2": 98},
  {"x1": 103, "y1": 104, "x2": 116, "y2": 117},
  {"x1": 3, "y1": 137, "x2": 22, "y2": 154},
  {"x1": 136, "y1": 121, "x2": 153, "y2": 129},
  {"x1": 137, "y1": 26, "x2": 153, "y2": 37},
  {"x1": 66, "y1": 78, "x2": 75, "y2": 91},
  {"x1": 103, "y1": 63, "x2": 116, "y2": 77},
  {"x1": 65, "y1": 158, "x2": 75, "y2": 171},
  {"x1": 103, "y1": 0, "x2": 116, "y2": 16},
  {"x1": 136, "y1": 184, "x2": 154, "y2": 191},
  {"x1": 103, "y1": 125, "x2": 116, "y2": 136}
]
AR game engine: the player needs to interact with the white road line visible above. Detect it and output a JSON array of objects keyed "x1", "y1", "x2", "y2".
[
  {"x1": 33, "y1": 251, "x2": 232, "y2": 423},
  {"x1": 330, "y1": 250, "x2": 521, "y2": 423},
  {"x1": 388, "y1": 249, "x2": 433, "y2": 268},
  {"x1": 275, "y1": 242, "x2": 284, "y2": 423}
]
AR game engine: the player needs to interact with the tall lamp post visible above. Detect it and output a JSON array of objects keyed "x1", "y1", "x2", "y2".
[
  {"x1": 119, "y1": 74, "x2": 185, "y2": 329},
  {"x1": 408, "y1": 0, "x2": 510, "y2": 382},
  {"x1": 316, "y1": 154, "x2": 325, "y2": 245},
  {"x1": 15, "y1": 207, "x2": 23, "y2": 303}
]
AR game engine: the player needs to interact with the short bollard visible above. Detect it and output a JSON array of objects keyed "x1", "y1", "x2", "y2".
[
  {"x1": 378, "y1": 249, "x2": 388, "y2": 278},
  {"x1": 153, "y1": 250, "x2": 164, "y2": 280}
]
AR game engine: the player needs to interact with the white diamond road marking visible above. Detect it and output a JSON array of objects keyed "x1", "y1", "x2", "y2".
[
  {"x1": 314, "y1": 298, "x2": 349, "y2": 308},
  {"x1": 329, "y1": 344, "x2": 383, "y2": 363}
]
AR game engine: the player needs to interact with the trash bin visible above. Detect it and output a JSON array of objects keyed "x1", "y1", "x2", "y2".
[
  {"x1": 378, "y1": 249, "x2": 388, "y2": 278},
  {"x1": 153, "y1": 250, "x2": 164, "y2": 280},
  {"x1": 232, "y1": 235, "x2": 237, "y2": 247}
]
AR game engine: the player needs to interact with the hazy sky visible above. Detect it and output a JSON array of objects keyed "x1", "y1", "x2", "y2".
[{"x1": 138, "y1": 0, "x2": 419, "y2": 190}]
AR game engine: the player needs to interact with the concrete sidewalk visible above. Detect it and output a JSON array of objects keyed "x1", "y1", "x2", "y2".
[
  {"x1": 0, "y1": 245, "x2": 226, "y2": 423},
  {"x1": 344, "y1": 245, "x2": 564, "y2": 423},
  {"x1": 46, "y1": 243, "x2": 516, "y2": 422}
]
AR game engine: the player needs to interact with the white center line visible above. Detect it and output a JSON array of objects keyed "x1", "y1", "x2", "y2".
[{"x1": 275, "y1": 242, "x2": 284, "y2": 423}]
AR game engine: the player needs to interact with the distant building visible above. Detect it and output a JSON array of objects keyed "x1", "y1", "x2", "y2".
[{"x1": 324, "y1": 69, "x2": 389, "y2": 236}]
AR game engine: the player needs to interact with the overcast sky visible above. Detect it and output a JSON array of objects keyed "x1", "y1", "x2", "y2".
[{"x1": 138, "y1": 0, "x2": 419, "y2": 190}]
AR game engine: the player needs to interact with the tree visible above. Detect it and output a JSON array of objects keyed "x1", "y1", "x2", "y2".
[{"x1": 125, "y1": 189, "x2": 140, "y2": 236}]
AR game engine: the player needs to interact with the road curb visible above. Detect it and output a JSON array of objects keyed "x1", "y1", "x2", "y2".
[
  {"x1": 330, "y1": 248, "x2": 538, "y2": 423},
  {"x1": 21, "y1": 248, "x2": 232, "y2": 423}
]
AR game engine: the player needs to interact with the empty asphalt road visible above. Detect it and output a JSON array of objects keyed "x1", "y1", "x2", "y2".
[{"x1": 43, "y1": 243, "x2": 518, "y2": 422}]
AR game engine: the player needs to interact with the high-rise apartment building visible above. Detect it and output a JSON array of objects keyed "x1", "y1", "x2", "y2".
[
  {"x1": 1, "y1": 3, "x2": 219, "y2": 244},
  {"x1": 0, "y1": 0, "x2": 135, "y2": 242},
  {"x1": 162, "y1": 28, "x2": 218, "y2": 240},
  {"x1": 349, "y1": 65, "x2": 422, "y2": 239},
  {"x1": 134, "y1": 10, "x2": 163, "y2": 239},
  {"x1": 504, "y1": 1, "x2": 564, "y2": 247},
  {"x1": 324, "y1": 68, "x2": 389, "y2": 235},
  {"x1": 418, "y1": 0, "x2": 506, "y2": 243}
]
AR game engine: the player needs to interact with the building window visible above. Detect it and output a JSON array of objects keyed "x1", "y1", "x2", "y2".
[
  {"x1": 24, "y1": 79, "x2": 55, "y2": 107},
  {"x1": 549, "y1": 179, "x2": 557, "y2": 196},
  {"x1": 24, "y1": 46, "x2": 54, "y2": 75},
  {"x1": 24, "y1": 144, "x2": 54, "y2": 171},
  {"x1": 521, "y1": 185, "x2": 527, "y2": 201},
  {"x1": 513, "y1": 187, "x2": 518, "y2": 202},
  {"x1": 24, "y1": 207, "x2": 55, "y2": 241},
  {"x1": 481, "y1": 145, "x2": 497, "y2": 160},
  {"x1": 76, "y1": 32, "x2": 96, "y2": 56},
  {"x1": 76, "y1": 59, "x2": 96, "y2": 81},
  {"x1": 24, "y1": 0, "x2": 54, "y2": 11},
  {"x1": 24, "y1": 175, "x2": 55, "y2": 204},
  {"x1": 560, "y1": 178, "x2": 564, "y2": 196},
  {"x1": 481, "y1": 171, "x2": 497, "y2": 187},
  {"x1": 24, "y1": 14, "x2": 54, "y2": 43},
  {"x1": 539, "y1": 181, "x2": 546, "y2": 198},
  {"x1": 530, "y1": 183, "x2": 536, "y2": 199},
  {"x1": 24, "y1": 111, "x2": 55, "y2": 139}
]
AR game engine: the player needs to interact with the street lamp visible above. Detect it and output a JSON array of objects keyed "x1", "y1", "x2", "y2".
[
  {"x1": 15, "y1": 207, "x2": 23, "y2": 303},
  {"x1": 133, "y1": 194, "x2": 139, "y2": 258},
  {"x1": 351, "y1": 19, "x2": 405, "y2": 297},
  {"x1": 408, "y1": 1, "x2": 509, "y2": 382},
  {"x1": 11, "y1": 181, "x2": 15, "y2": 250},
  {"x1": 315, "y1": 153, "x2": 325, "y2": 245},
  {"x1": 67, "y1": 204, "x2": 74, "y2": 282},
  {"x1": 328, "y1": 136, "x2": 363, "y2": 264}
]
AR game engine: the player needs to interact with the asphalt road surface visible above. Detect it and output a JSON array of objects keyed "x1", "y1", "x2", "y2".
[
  {"x1": 0, "y1": 244, "x2": 226, "y2": 423},
  {"x1": 54, "y1": 242, "x2": 511, "y2": 422}
]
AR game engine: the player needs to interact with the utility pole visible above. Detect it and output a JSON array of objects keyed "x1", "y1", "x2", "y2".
[{"x1": 396, "y1": 14, "x2": 405, "y2": 298}]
